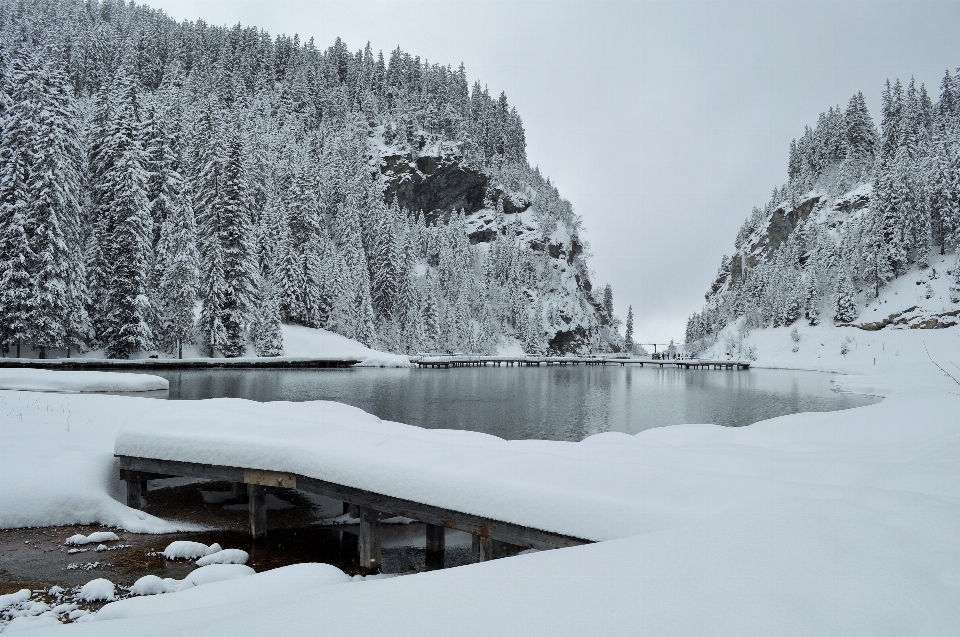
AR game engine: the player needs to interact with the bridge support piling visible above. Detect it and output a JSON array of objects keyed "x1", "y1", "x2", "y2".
[
  {"x1": 473, "y1": 534, "x2": 493, "y2": 562},
  {"x1": 232, "y1": 481, "x2": 248, "y2": 503},
  {"x1": 125, "y1": 478, "x2": 142, "y2": 509},
  {"x1": 248, "y1": 484, "x2": 267, "y2": 539},
  {"x1": 425, "y1": 523, "x2": 445, "y2": 569},
  {"x1": 358, "y1": 507, "x2": 382, "y2": 573}
]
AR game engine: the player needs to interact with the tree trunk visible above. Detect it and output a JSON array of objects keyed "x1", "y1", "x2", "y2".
[{"x1": 178, "y1": 339, "x2": 183, "y2": 359}]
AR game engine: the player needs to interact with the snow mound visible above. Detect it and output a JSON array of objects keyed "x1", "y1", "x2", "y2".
[
  {"x1": 129, "y1": 575, "x2": 178, "y2": 596},
  {"x1": 195, "y1": 549, "x2": 248, "y2": 566},
  {"x1": 79, "y1": 578, "x2": 115, "y2": 602},
  {"x1": 0, "y1": 589, "x2": 30, "y2": 611},
  {"x1": 178, "y1": 564, "x2": 255, "y2": 589},
  {"x1": 162, "y1": 541, "x2": 221, "y2": 560},
  {"x1": 65, "y1": 531, "x2": 119, "y2": 545},
  {"x1": 0, "y1": 369, "x2": 168, "y2": 393},
  {"x1": 279, "y1": 324, "x2": 410, "y2": 367}
]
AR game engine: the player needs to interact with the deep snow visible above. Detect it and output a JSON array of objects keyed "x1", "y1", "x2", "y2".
[{"x1": 1, "y1": 325, "x2": 959, "y2": 635}]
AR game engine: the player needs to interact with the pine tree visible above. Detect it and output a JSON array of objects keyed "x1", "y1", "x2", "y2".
[
  {"x1": 97, "y1": 59, "x2": 154, "y2": 358},
  {"x1": 155, "y1": 183, "x2": 199, "y2": 359},
  {"x1": 217, "y1": 126, "x2": 256, "y2": 357},
  {"x1": 0, "y1": 53, "x2": 39, "y2": 356},
  {"x1": 624, "y1": 304, "x2": 634, "y2": 354},
  {"x1": 833, "y1": 268, "x2": 859, "y2": 323},
  {"x1": 950, "y1": 252, "x2": 960, "y2": 303},
  {"x1": 250, "y1": 277, "x2": 284, "y2": 357},
  {"x1": 26, "y1": 58, "x2": 87, "y2": 356}
]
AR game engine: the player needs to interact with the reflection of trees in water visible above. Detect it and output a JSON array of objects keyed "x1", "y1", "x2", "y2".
[{"x1": 582, "y1": 383, "x2": 612, "y2": 438}]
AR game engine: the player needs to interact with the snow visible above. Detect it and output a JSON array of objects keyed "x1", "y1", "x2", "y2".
[
  {"x1": 177, "y1": 564, "x2": 255, "y2": 589},
  {"x1": 0, "y1": 391, "x2": 201, "y2": 532},
  {"x1": 194, "y1": 549, "x2": 248, "y2": 566},
  {"x1": 115, "y1": 398, "x2": 642, "y2": 542},
  {"x1": 278, "y1": 325, "x2": 409, "y2": 367},
  {"x1": 0, "y1": 369, "x2": 167, "y2": 393},
  {"x1": 4, "y1": 326, "x2": 960, "y2": 634},
  {"x1": 129, "y1": 576, "x2": 178, "y2": 596},
  {"x1": 78, "y1": 579, "x2": 114, "y2": 602},
  {"x1": 162, "y1": 542, "x2": 221, "y2": 560},
  {"x1": 64, "y1": 532, "x2": 119, "y2": 546},
  {"x1": 0, "y1": 590, "x2": 30, "y2": 611}
]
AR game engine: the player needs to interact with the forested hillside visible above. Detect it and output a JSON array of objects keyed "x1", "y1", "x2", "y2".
[
  {"x1": 0, "y1": 0, "x2": 617, "y2": 359},
  {"x1": 686, "y1": 72, "x2": 960, "y2": 355}
]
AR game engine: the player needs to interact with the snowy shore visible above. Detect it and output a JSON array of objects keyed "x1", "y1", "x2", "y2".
[
  {"x1": 2, "y1": 326, "x2": 959, "y2": 635},
  {"x1": 0, "y1": 369, "x2": 168, "y2": 394}
]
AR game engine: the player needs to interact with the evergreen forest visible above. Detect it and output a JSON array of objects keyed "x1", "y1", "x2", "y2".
[{"x1": 0, "y1": 0, "x2": 617, "y2": 359}]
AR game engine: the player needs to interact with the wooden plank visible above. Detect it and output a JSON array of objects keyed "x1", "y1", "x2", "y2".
[
  {"x1": 117, "y1": 455, "x2": 591, "y2": 551},
  {"x1": 358, "y1": 507, "x2": 382, "y2": 573},
  {"x1": 248, "y1": 484, "x2": 267, "y2": 538},
  {"x1": 243, "y1": 469, "x2": 296, "y2": 489}
]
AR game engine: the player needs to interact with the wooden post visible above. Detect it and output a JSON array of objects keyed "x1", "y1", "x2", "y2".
[
  {"x1": 425, "y1": 523, "x2": 445, "y2": 570},
  {"x1": 248, "y1": 484, "x2": 267, "y2": 539},
  {"x1": 125, "y1": 478, "x2": 142, "y2": 509},
  {"x1": 358, "y1": 507, "x2": 382, "y2": 573},
  {"x1": 473, "y1": 534, "x2": 493, "y2": 562}
]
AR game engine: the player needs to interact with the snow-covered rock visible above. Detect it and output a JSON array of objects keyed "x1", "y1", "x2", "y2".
[
  {"x1": 162, "y1": 542, "x2": 221, "y2": 561},
  {"x1": 195, "y1": 549, "x2": 248, "y2": 566},
  {"x1": 78, "y1": 578, "x2": 115, "y2": 602},
  {"x1": 65, "y1": 532, "x2": 119, "y2": 546}
]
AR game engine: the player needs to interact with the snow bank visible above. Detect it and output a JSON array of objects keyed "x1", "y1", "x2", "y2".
[
  {"x1": 0, "y1": 391, "x2": 200, "y2": 532},
  {"x1": 0, "y1": 369, "x2": 167, "y2": 393},
  {"x1": 0, "y1": 589, "x2": 30, "y2": 611},
  {"x1": 279, "y1": 324, "x2": 409, "y2": 367}
]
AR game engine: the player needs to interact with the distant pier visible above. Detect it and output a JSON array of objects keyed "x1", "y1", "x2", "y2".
[{"x1": 412, "y1": 355, "x2": 751, "y2": 370}]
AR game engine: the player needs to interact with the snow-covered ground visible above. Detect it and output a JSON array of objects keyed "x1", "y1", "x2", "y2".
[
  {"x1": 2, "y1": 325, "x2": 959, "y2": 634},
  {"x1": 0, "y1": 369, "x2": 168, "y2": 393},
  {"x1": 4, "y1": 324, "x2": 410, "y2": 368}
]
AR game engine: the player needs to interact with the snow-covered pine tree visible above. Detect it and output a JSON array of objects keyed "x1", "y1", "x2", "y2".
[
  {"x1": 97, "y1": 58, "x2": 155, "y2": 358},
  {"x1": 250, "y1": 276, "x2": 284, "y2": 357},
  {"x1": 155, "y1": 180, "x2": 199, "y2": 359},
  {"x1": 950, "y1": 252, "x2": 960, "y2": 303},
  {"x1": 216, "y1": 126, "x2": 256, "y2": 357},
  {"x1": 833, "y1": 268, "x2": 859, "y2": 324},
  {"x1": 624, "y1": 304, "x2": 634, "y2": 354},
  {"x1": 0, "y1": 52, "x2": 38, "y2": 357},
  {"x1": 26, "y1": 57, "x2": 87, "y2": 356}
]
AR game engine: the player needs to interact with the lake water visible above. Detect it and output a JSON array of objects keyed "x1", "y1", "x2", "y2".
[{"x1": 149, "y1": 366, "x2": 878, "y2": 442}]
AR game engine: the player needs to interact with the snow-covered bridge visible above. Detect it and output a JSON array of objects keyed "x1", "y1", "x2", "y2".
[{"x1": 115, "y1": 399, "x2": 642, "y2": 572}]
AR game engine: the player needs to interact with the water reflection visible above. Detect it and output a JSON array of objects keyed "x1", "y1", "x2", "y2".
[{"x1": 148, "y1": 366, "x2": 878, "y2": 442}]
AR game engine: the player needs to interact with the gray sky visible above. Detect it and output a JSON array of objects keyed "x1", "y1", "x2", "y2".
[{"x1": 147, "y1": 0, "x2": 960, "y2": 343}]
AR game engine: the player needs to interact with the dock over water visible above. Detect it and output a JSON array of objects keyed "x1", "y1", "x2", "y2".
[{"x1": 413, "y1": 355, "x2": 751, "y2": 370}]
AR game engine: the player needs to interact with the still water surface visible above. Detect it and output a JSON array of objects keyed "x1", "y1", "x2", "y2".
[{"x1": 149, "y1": 366, "x2": 878, "y2": 442}]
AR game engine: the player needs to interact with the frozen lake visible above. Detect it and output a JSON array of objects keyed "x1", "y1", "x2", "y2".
[{"x1": 148, "y1": 366, "x2": 878, "y2": 441}]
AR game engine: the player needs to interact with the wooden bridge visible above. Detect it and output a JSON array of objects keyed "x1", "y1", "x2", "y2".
[
  {"x1": 118, "y1": 455, "x2": 590, "y2": 573},
  {"x1": 413, "y1": 355, "x2": 751, "y2": 370}
]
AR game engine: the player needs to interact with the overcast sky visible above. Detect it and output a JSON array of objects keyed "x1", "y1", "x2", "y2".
[{"x1": 147, "y1": 0, "x2": 960, "y2": 343}]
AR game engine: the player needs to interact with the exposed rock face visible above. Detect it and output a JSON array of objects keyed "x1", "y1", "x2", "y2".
[
  {"x1": 763, "y1": 196, "x2": 820, "y2": 258},
  {"x1": 548, "y1": 326, "x2": 589, "y2": 354},
  {"x1": 380, "y1": 153, "x2": 531, "y2": 225},
  {"x1": 729, "y1": 195, "x2": 823, "y2": 286}
]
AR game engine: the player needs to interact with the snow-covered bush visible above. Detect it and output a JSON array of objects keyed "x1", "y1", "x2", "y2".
[{"x1": 790, "y1": 327, "x2": 800, "y2": 342}]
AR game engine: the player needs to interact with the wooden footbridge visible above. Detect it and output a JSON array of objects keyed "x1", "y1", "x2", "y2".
[
  {"x1": 413, "y1": 355, "x2": 751, "y2": 370},
  {"x1": 118, "y1": 456, "x2": 590, "y2": 573}
]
